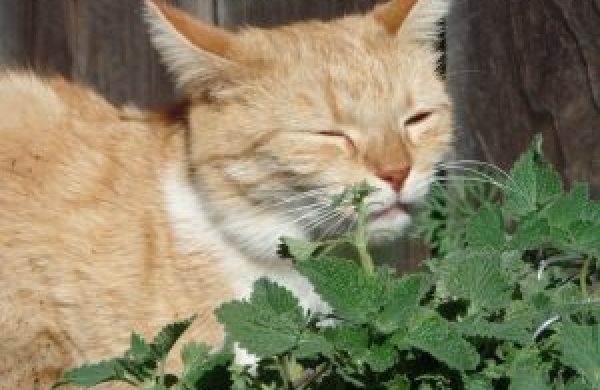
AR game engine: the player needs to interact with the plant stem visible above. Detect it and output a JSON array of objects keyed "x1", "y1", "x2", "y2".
[
  {"x1": 580, "y1": 257, "x2": 591, "y2": 300},
  {"x1": 294, "y1": 363, "x2": 331, "y2": 390},
  {"x1": 277, "y1": 354, "x2": 293, "y2": 390},
  {"x1": 355, "y1": 203, "x2": 374, "y2": 275}
]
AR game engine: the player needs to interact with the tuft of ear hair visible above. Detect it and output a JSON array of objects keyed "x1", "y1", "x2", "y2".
[
  {"x1": 144, "y1": 0, "x2": 240, "y2": 93},
  {"x1": 374, "y1": 0, "x2": 450, "y2": 42},
  {"x1": 374, "y1": 0, "x2": 419, "y2": 34}
]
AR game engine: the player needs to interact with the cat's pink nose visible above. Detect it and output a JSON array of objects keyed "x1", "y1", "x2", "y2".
[{"x1": 377, "y1": 167, "x2": 411, "y2": 192}]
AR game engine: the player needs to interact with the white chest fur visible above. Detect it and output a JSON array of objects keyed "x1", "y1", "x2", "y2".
[{"x1": 161, "y1": 164, "x2": 327, "y2": 313}]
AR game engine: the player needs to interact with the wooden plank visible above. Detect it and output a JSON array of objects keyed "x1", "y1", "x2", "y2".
[
  {"x1": 26, "y1": 0, "x2": 215, "y2": 108},
  {"x1": 447, "y1": 0, "x2": 600, "y2": 196},
  {"x1": 216, "y1": 0, "x2": 382, "y2": 28},
  {"x1": 0, "y1": 0, "x2": 32, "y2": 67}
]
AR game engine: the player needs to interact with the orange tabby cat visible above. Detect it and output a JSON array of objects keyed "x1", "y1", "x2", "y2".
[{"x1": 0, "y1": 0, "x2": 452, "y2": 387}]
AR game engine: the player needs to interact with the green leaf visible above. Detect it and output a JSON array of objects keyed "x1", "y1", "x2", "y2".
[
  {"x1": 324, "y1": 325, "x2": 369, "y2": 362},
  {"x1": 503, "y1": 135, "x2": 562, "y2": 217},
  {"x1": 464, "y1": 376, "x2": 493, "y2": 390},
  {"x1": 508, "y1": 350, "x2": 552, "y2": 390},
  {"x1": 52, "y1": 360, "x2": 127, "y2": 389},
  {"x1": 559, "y1": 322, "x2": 600, "y2": 388},
  {"x1": 364, "y1": 342, "x2": 397, "y2": 373},
  {"x1": 392, "y1": 310, "x2": 479, "y2": 372},
  {"x1": 543, "y1": 183, "x2": 589, "y2": 228},
  {"x1": 569, "y1": 221, "x2": 600, "y2": 257},
  {"x1": 297, "y1": 257, "x2": 384, "y2": 324},
  {"x1": 215, "y1": 278, "x2": 305, "y2": 357},
  {"x1": 438, "y1": 252, "x2": 512, "y2": 311},
  {"x1": 385, "y1": 375, "x2": 411, "y2": 390},
  {"x1": 466, "y1": 205, "x2": 505, "y2": 249},
  {"x1": 456, "y1": 316, "x2": 531, "y2": 344},
  {"x1": 510, "y1": 366, "x2": 551, "y2": 390},
  {"x1": 374, "y1": 274, "x2": 429, "y2": 333},
  {"x1": 509, "y1": 215, "x2": 550, "y2": 250},
  {"x1": 152, "y1": 315, "x2": 196, "y2": 360},
  {"x1": 178, "y1": 342, "x2": 232, "y2": 389},
  {"x1": 128, "y1": 333, "x2": 155, "y2": 364},
  {"x1": 294, "y1": 332, "x2": 334, "y2": 359}
]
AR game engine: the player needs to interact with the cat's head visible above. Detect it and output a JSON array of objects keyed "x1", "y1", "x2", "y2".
[{"x1": 146, "y1": 0, "x2": 452, "y2": 256}]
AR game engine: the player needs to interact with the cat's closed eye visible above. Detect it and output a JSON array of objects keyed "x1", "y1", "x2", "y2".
[
  {"x1": 316, "y1": 130, "x2": 356, "y2": 151},
  {"x1": 404, "y1": 111, "x2": 433, "y2": 127}
]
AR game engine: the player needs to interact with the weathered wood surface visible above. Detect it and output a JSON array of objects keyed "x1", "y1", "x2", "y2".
[
  {"x1": 0, "y1": 0, "x2": 215, "y2": 107},
  {"x1": 0, "y1": 0, "x2": 30, "y2": 67},
  {"x1": 216, "y1": 0, "x2": 380, "y2": 27},
  {"x1": 447, "y1": 0, "x2": 600, "y2": 196}
]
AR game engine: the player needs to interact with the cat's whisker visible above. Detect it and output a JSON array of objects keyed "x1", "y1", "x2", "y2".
[
  {"x1": 301, "y1": 209, "x2": 342, "y2": 232},
  {"x1": 289, "y1": 206, "x2": 331, "y2": 226},
  {"x1": 318, "y1": 212, "x2": 350, "y2": 240},
  {"x1": 438, "y1": 160, "x2": 520, "y2": 193},
  {"x1": 434, "y1": 166, "x2": 520, "y2": 196},
  {"x1": 438, "y1": 160, "x2": 513, "y2": 181},
  {"x1": 436, "y1": 159, "x2": 527, "y2": 196}
]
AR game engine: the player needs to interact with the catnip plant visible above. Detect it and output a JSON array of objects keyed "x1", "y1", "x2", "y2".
[{"x1": 54, "y1": 135, "x2": 600, "y2": 390}]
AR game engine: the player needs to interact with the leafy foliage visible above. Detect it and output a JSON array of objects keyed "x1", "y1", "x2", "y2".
[{"x1": 55, "y1": 136, "x2": 600, "y2": 389}]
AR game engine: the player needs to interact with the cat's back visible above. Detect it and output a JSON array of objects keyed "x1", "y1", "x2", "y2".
[{"x1": 0, "y1": 72, "x2": 182, "y2": 388}]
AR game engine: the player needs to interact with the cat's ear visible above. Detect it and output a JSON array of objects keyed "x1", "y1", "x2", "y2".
[
  {"x1": 374, "y1": 0, "x2": 449, "y2": 41},
  {"x1": 144, "y1": 0, "x2": 241, "y2": 93}
]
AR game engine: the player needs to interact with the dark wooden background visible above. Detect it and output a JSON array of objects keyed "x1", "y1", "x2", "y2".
[{"x1": 1, "y1": 0, "x2": 598, "y2": 269}]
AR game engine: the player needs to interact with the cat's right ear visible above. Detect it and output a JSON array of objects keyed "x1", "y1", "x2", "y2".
[{"x1": 144, "y1": 0, "x2": 241, "y2": 94}]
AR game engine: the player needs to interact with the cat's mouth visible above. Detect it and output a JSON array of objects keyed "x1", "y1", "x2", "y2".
[{"x1": 368, "y1": 201, "x2": 412, "y2": 222}]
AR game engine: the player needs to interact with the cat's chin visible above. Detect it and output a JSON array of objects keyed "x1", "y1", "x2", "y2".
[{"x1": 366, "y1": 207, "x2": 412, "y2": 245}]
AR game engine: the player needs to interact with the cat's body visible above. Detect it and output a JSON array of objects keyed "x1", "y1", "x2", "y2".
[{"x1": 0, "y1": 0, "x2": 452, "y2": 388}]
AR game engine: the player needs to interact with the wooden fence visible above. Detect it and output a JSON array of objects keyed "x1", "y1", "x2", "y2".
[{"x1": 1, "y1": 0, "x2": 598, "y2": 269}]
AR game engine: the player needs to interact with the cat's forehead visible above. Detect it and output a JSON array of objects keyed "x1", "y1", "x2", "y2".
[{"x1": 237, "y1": 25, "x2": 445, "y2": 126}]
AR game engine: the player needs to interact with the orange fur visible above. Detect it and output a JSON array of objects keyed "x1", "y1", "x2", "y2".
[{"x1": 0, "y1": 0, "x2": 453, "y2": 387}]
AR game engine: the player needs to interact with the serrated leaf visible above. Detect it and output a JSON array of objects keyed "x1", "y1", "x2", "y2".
[
  {"x1": 569, "y1": 222, "x2": 600, "y2": 257},
  {"x1": 152, "y1": 315, "x2": 196, "y2": 360},
  {"x1": 128, "y1": 333, "x2": 155, "y2": 364},
  {"x1": 509, "y1": 215, "x2": 550, "y2": 250},
  {"x1": 374, "y1": 274, "x2": 429, "y2": 334},
  {"x1": 559, "y1": 322, "x2": 600, "y2": 388},
  {"x1": 456, "y1": 316, "x2": 531, "y2": 344},
  {"x1": 392, "y1": 310, "x2": 479, "y2": 372},
  {"x1": 509, "y1": 350, "x2": 552, "y2": 390},
  {"x1": 543, "y1": 183, "x2": 589, "y2": 228},
  {"x1": 503, "y1": 135, "x2": 562, "y2": 217},
  {"x1": 364, "y1": 342, "x2": 397, "y2": 373},
  {"x1": 324, "y1": 325, "x2": 369, "y2": 362},
  {"x1": 438, "y1": 252, "x2": 512, "y2": 311},
  {"x1": 297, "y1": 257, "x2": 384, "y2": 324},
  {"x1": 215, "y1": 278, "x2": 305, "y2": 357},
  {"x1": 510, "y1": 366, "x2": 551, "y2": 390},
  {"x1": 294, "y1": 332, "x2": 334, "y2": 359},
  {"x1": 52, "y1": 360, "x2": 127, "y2": 388},
  {"x1": 178, "y1": 342, "x2": 231, "y2": 390},
  {"x1": 466, "y1": 205, "x2": 505, "y2": 249}
]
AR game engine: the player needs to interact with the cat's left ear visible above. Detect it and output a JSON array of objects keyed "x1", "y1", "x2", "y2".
[
  {"x1": 374, "y1": 0, "x2": 450, "y2": 41},
  {"x1": 144, "y1": 0, "x2": 243, "y2": 93}
]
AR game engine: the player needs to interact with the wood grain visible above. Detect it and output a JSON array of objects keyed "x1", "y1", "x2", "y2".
[
  {"x1": 216, "y1": 0, "x2": 381, "y2": 28},
  {"x1": 447, "y1": 0, "x2": 600, "y2": 196},
  {"x1": 4, "y1": 0, "x2": 214, "y2": 108},
  {"x1": 0, "y1": 0, "x2": 31, "y2": 67}
]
